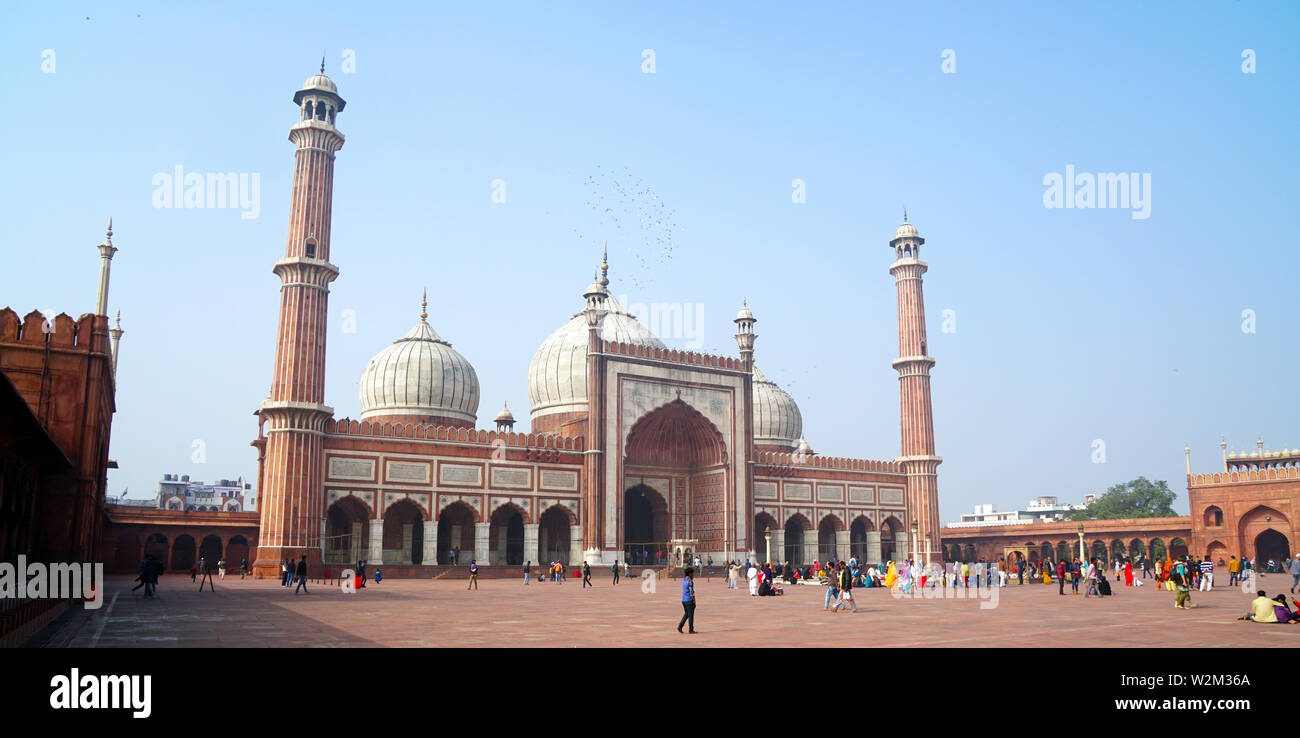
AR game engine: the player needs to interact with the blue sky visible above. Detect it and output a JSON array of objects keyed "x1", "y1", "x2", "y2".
[{"x1": 1, "y1": 1, "x2": 1296, "y2": 521}]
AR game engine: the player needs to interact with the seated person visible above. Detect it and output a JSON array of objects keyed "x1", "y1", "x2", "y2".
[
  {"x1": 1274, "y1": 594, "x2": 1300, "y2": 623},
  {"x1": 1245, "y1": 590, "x2": 1280, "y2": 622}
]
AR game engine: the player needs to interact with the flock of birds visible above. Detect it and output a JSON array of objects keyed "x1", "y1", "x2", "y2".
[{"x1": 572, "y1": 164, "x2": 680, "y2": 292}]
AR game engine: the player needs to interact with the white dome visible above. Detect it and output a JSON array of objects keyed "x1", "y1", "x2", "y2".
[
  {"x1": 301, "y1": 73, "x2": 337, "y2": 94},
  {"x1": 528, "y1": 296, "x2": 665, "y2": 420},
  {"x1": 752, "y1": 366, "x2": 803, "y2": 449},
  {"x1": 359, "y1": 318, "x2": 479, "y2": 424},
  {"x1": 893, "y1": 222, "x2": 919, "y2": 240}
]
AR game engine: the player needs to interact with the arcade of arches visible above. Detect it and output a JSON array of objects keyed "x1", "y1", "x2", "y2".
[
  {"x1": 100, "y1": 507, "x2": 259, "y2": 574},
  {"x1": 322, "y1": 496, "x2": 582, "y2": 568},
  {"x1": 749, "y1": 511, "x2": 906, "y2": 566}
]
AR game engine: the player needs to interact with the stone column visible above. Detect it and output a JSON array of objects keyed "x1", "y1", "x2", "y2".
[
  {"x1": 835, "y1": 530, "x2": 851, "y2": 561},
  {"x1": 569, "y1": 525, "x2": 584, "y2": 566},
  {"x1": 368, "y1": 519, "x2": 383, "y2": 565},
  {"x1": 894, "y1": 531, "x2": 910, "y2": 562},
  {"x1": 423, "y1": 524, "x2": 437, "y2": 568},
  {"x1": 474, "y1": 522, "x2": 491, "y2": 565},
  {"x1": 770, "y1": 530, "x2": 785, "y2": 564},
  {"x1": 523, "y1": 524, "x2": 539, "y2": 566},
  {"x1": 865, "y1": 531, "x2": 882, "y2": 564}
]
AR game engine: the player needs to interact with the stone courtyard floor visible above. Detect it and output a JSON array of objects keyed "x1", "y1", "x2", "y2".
[{"x1": 54, "y1": 572, "x2": 1300, "y2": 647}]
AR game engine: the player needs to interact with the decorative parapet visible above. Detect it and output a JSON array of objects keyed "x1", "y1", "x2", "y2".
[
  {"x1": 325, "y1": 418, "x2": 585, "y2": 451},
  {"x1": 1189, "y1": 467, "x2": 1300, "y2": 486},
  {"x1": 0, "y1": 307, "x2": 101, "y2": 350},
  {"x1": 753, "y1": 449, "x2": 903, "y2": 474},
  {"x1": 600, "y1": 339, "x2": 743, "y2": 371}
]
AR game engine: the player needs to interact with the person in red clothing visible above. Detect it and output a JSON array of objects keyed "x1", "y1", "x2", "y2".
[
  {"x1": 1057, "y1": 560, "x2": 1067, "y2": 595},
  {"x1": 1124, "y1": 559, "x2": 1133, "y2": 587}
]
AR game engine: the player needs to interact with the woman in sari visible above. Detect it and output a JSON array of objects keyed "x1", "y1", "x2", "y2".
[
  {"x1": 1124, "y1": 559, "x2": 1133, "y2": 587},
  {"x1": 897, "y1": 561, "x2": 913, "y2": 593},
  {"x1": 884, "y1": 561, "x2": 898, "y2": 589}
]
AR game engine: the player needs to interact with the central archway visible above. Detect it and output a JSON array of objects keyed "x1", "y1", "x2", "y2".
[{"x1": 623, "y1": 398, "x2": 729, "y2": 556}]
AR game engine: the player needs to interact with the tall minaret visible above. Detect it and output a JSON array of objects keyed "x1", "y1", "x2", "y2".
[
  {"x1": 95, "y1": 218, "x2": 116, "y2": 316},
  {"x1": 254, "y1": 64, "x2": 346, "y2": 577},
  {"x1": 889, "y1": 212, "x2": 941, "y2": 565}
]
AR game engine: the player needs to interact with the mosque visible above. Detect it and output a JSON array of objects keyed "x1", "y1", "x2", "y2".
[{"x1": 250, "y1": 68, "x2": 943, "y2": 576}]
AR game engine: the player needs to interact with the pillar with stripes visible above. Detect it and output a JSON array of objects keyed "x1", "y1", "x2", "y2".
[
  {"x1": 253, "y1": 65, "x2": 346, "y2": 577},
  {"x1": 889, "y1": 213, "x2": 942, "y2": 566}
]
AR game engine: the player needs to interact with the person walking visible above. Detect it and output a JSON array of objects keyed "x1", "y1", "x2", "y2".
[
  {"x1": 823, "y1": 562, "x2": 841, "y2": 611},
  {"x1": 134, "y1": 554, "x2": 158, "y2": 598},
  {"x1": 197, "y1": 557, "x2": 215, "y2": 592},
  {"x1": 611, "y1": 560, "x2": 620, "y2": 585},
  {"x1": 1172, "y1": 560, "x2": 1193, "y2": 609},
  {"x1": 1057, "y1": 559, "x2": 1067, "y2": 595},
  {"x1": 358, "y1": 560, "x2": 367, "y2": 588},
  {"x1": 294, "y1": 554, "x2": 309, "y2": 594},
  {"x1": 523, "y1": 560, "x2": 531, "y2": 585},
  {"x1": 1228, "y1": 556, "x2": 1240, "y2": 587},
  {"x1": 217, "y1": 558, "x2": 227, "y2": 581},
  {"x1": 677, "y1": 567, "x2": 697, "y2": 633},
  {"x1": 833, "y1": 561, "x2": 858, "y2": 613},
  {"x1": 1084, "y1": 558, "x2": 1098, "y2": 597},
  {"x1": 467, "y1": 560, "x2": 479, "y2": 590},
  {"x1": 582, "y1": 561, "x2": 593, "y2": 588},
  {"x1": 1070, "y1": 558, "x2": 1082, "y2": 594},
  {"x1": 239, "y1": 557, "x2": 249, "y2": 579},
  {"x1": 1199, "y1": 557, "x2": 1214, "y2": 592}
]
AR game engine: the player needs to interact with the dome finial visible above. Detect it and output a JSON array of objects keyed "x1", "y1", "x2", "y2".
[
  {"x1": 420, "y1": 288, "x2": 428, "y2": 322},
  {"x1": 903, "y1": 207, "x2": 907, "y2": 223},
  {"x1": 599, "y1": 243, "x2": 609, "y2": 288},
  {"x1": 105, "y1": 217, "x2": 113, "y2": 244},
  {"x1": 320, "y1": 54, "x2": 326, "y2": 74}
]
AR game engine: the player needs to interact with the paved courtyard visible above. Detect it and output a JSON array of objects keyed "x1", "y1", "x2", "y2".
[{"x1": 54, "y1": 571, "x2": 1300, "y2": 648}]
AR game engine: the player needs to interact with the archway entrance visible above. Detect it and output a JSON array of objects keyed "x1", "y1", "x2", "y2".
[
  {"x1": 437, "y1": 502, "x2": 476, "y2": 565},
  {"x1": 623, "y1": 399, "x2": 728, "y2": 557},
  {"x1": 199, "y1": 535, "x2": 223, "y2": 567},
  {"x1": 144, "y1": 533, "x2": 168, "y2": 571},
  {"x1": 850, "y1": 517, "x2": 872, "y2": 562},
  {"x1": 172, "y1": 534, "x2": 196, "y2": 572},
  {"x1": 384, "y1": 500, "x2": 425, "y2": 565},
  {"x1": 1255, "y1": 529, "x2": 1290, "y2": 563},
  {"x1": 624, "y1": 484, "x2": 669, "y2": 565},
  {"x1": 226, "y1": 535, "x2": 250, "y2": 568},
  {"x1": 325, "y1": 497, "x2": 370, "y2": 565},
  {"x1": 538, "y1": 505, "x2": 572, "y2": 565},
  {"x1": 880, "y1": 517, "x2": 902, "y2": 561},
  {"x1": 784, "y1": 514, "x2": 811, "y2": 566},
  {"x1": 489, "y1": 505, "x2": 525, "y2": 566},
  {"x1": 818, "y1": 515, "x2": 842, "y2": 561}
]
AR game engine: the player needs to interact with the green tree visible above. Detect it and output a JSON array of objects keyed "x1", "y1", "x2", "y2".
[{"x1": 1067, "y1": 477, "x2": 1177, "y2": 521}]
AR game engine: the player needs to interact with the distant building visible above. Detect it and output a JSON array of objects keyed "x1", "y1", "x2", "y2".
[
  {"x1": 949, "y1": 495, "x2": 1096, "y2": 528},
  {"x1": 155, "y1": 474, "x2": 254, "y2": 512}
]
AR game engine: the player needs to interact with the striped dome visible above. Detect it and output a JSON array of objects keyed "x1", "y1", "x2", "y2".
[
  {"x1": 359, "y1": 318, "x2": 479, "y2": 424},
  {"x1": 528, "y1": 298, "x2": 665, "y2": 421},
  {"x1": 752, "y1": 366, "x2": 803, "y2": 450}
]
